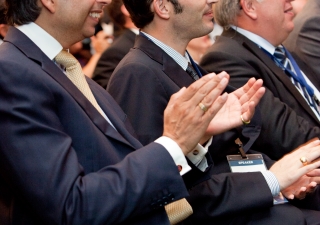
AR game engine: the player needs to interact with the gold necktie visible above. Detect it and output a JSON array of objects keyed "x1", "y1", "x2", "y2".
[
  {"x1": 55, "y1": 50, "x2": 104, "y2": 116},
  {"x1": 165, "y1": 198, "x2": 193, "y2": 224}
]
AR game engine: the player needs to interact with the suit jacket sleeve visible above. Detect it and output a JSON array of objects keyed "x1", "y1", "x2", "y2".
[
  {"x1": 0, "y1": 48, "x2": 187, "y2": 224},
  {"x1": 200, "y1": 49, "x2": 320, "y2": 160}
]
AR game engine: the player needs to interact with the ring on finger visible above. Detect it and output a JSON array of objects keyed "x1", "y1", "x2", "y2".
[
  {"x1": 198, "y1": 102, "x2": 208, "y2": 113},
  {"x1": 240, "y1": 114, "x2": 251, "y2": 125},
  {"x1": 300, "y1": 156, "x2": 308, "y2": 166}
]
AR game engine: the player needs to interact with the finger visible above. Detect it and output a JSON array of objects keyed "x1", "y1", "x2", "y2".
[
  {"x1": 307, "y1": 169, "x2": 320, "y2": 177},
  {"x1": 232, "y1": 77, "x2": 257, "y2": 99},
  {"x1": 200, "y1": 77, "x2": 229, "y2": 108},
  {"x1": 238, "y1": 79, "x2": 263, "y2": 104},
  {"x1": 204, "y1": 92, "x2": 228, "y2": 118},
  {"x1": 243, "y1": 87, "x2": 266, "y2": 108},
  {"x1": 192, "y1": 75, "x2": 229, "y2": 117},
  {"x1": 179, "y1": 73, "x2": 221, "y2": 102},
  {"x1": 294, "y1": 187, "x2": 307, "y2": 200},
  {"x1": 296, "y1": 160, "x2": 320, "y2": 179},
  {"x1": 305, "y1": 182, "x2": 317, "y2": 193}
]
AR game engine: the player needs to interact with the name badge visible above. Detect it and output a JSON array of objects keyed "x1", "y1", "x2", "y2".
[
  {"x1": 227, "y1": 154, "x2": 288, "y2": 205},
  {"x1": 227, "y1": 154, "x2": 267, "y2": 173}
]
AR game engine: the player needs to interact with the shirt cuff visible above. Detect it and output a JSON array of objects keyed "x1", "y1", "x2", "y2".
[
  {"x1": 261, "y1": 170, "x2": 281, "y2": 197},
  {"x1": 155, "y1": 136, "x2": 192, "y2": 175},
  {"x1": 186, "y1": 137, "x2": 212, "y2": 171}
]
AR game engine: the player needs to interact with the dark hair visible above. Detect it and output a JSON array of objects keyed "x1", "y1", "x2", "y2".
[
  {"x1": 5, "y1": 0, "x2": 41, "y2": 26},
  {"x1": 106, "y1": 0, "x2": 126, "y2": 30},
  {"x1": 0, "y1": 0, "x2": 6, "y2": 24},
  {"x1": 123, "y1": 0, "x2": 182, "y2": 28}
]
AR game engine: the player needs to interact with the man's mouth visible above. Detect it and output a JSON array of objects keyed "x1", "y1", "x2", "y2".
[{"x1": 89, "y1": 12, "x2": 101, "y2": 19}]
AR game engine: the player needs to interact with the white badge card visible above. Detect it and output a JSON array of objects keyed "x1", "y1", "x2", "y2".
[
  {"x1": 227, "y1": 154, "x2": 288, "y2": 205},
  {"x1": 227, "y1": 154, "x2": 267, "y2": 173}
]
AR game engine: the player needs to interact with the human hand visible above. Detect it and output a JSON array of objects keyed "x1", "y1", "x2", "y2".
[
  {"x1": 205, "y1": 77, "x2": 265, "y2": 136},
  {"x1": 269, "y1": 139, "x2": 320, "y2": 191},
  {"x1": 281, "y1": 174, "x2": 320, "y2": 200},
  {"x1": 90, "y1": 31, "x2": 113, "y2": 54},
  {"x1": 163, "y1": 72, "x2": 229, "y2": 155}
]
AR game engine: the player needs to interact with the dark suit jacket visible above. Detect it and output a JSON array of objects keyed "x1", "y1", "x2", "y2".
[
  {"x1": 200, "y1": 28, "x2": 320, "y2": 160},
  {"x1": 107, "y1": 34, "x2": 314, "y2": 225},
  {"x1": 92, "y1": 29, "x2": 136, "y2": 89},
  {"x1": 0, "y1": 27, "x2": 189, "y2": 225},
  {"x1": 284, "y1": 0, "x2": 320, "y2": 80}
]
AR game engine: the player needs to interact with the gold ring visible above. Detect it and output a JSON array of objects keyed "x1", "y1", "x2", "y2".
[
  {"x1": 198, "y1": 102, "x2": 208, "y2": 113},
  {"x1": 300, "y1": 156, "x2": 308, "y2": 166},
  {"x1": 240, "y1": 115, "x2": 250, "y2": 125}
]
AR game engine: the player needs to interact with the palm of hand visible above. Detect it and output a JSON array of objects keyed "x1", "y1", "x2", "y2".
[{"x1": 206, "y1": 92, "x2": 244, "y2": 136}]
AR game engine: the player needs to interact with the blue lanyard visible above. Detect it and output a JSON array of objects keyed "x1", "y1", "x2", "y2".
[
  {"x1": 186, "y1": 51, "x2": 203, "y2": 78},
  {"x1": 262, "y1": 46, "x2": 315, "y2": 99}
]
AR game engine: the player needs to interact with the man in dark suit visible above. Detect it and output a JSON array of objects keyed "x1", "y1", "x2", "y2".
[
  {"x1": 92, "y1": 0, "x2": 137, "y2": 88},
  {"x1": 200, "y1": 0, "x2": 320, "y2": 161},
  {"x1": 107, "y1": 0, "x2": 320, "y2": 224},
  {"x1": 284, "y1": 0, "x2": 320, "y2": 79},
  {"x1": 0, "y1": 0, "x2": 271, "y2": 224}
]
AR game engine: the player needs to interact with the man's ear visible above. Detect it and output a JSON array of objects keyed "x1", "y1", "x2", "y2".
[
  {"x1": 39, "y1": 0, "x2": 56, "y2": 13},
  {"x1": 120, "y1": 4, "x2": 130, "y2": 17},
  {"x1": 240, "y1": 0, "x2": 258, "y2": 20},
  {"x1": 153, "y1": 0, "x2": 170, "y2": 20}
]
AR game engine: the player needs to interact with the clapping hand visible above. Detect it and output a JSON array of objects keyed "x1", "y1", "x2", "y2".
[{"x1": 205, "y1": 76, "x2": 265, "y2": 137}]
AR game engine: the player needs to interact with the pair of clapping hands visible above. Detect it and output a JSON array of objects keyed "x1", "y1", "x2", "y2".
[{"x1": 162, "y1": 71, "x2": 320, "y2": 200}]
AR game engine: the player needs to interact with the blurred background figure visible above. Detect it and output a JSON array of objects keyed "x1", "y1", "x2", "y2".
[
  {"x1": 92, "y1": 0, "x2": 138, "y2": 89},
  {"x1": 209, "y1": 4, "x2": 223, "y2": 43},
  {"x1": 284, "y1": 0, "x2": 320, "y2": 80},
  {"x1": 0, "y1": 0, "x2": 8, "y2": 44},
  {"x1": 291, "y1": 0, "x2": 308, "y2": 17},
  {"x1": 187, "y1": 35, "x2": 213, "y2": 63}
]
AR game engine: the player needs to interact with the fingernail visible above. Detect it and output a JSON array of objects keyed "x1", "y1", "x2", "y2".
[
  {"x1": 221, "y1": 92, "x2": 228, "y2": 101},
  {"x1": 221, "y1": 77, "x2": 228, "y2": 85},
  {"x1": 218, "y1": 71, "x2": 227, "y2": 79}
]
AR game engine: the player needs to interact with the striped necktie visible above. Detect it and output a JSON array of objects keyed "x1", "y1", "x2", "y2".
[
  {"x1": 186, "y1": 62, "x2": 200, "y2": 80},
  {"x1": 273, "y1": 46, "x2": 319, "y2": 114}
]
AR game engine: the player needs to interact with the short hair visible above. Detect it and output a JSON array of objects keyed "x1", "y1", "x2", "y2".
[
  {"x1": 0, "y1": 0, "x2": 6, "y2": 24},
  {"x1": 123, "y1": 0, "x2": 183, "y2": 29},
  {"x1": 214, "y1": 0, "x2": 241, "y2": 28},
  {"x1": 5, "y1": 0, "x2": 41, "y2": 26},
  {"x1": 106, "y1": 0, "x2": 126, "y2": 30}
]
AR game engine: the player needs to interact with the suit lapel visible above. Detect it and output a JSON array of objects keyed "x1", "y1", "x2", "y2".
[
  {"x1": 134, "y1": 35, "x2": 195, "y2": 88},
  {"x1": 223, "y1": 29, "x2": 319, "y2": 122},
  {"x1": 7, "y1": 27, "x2": 138, "y2": 149},
  {"x1": 90, "y1": 81, "x2": 142, "y2": 149}
]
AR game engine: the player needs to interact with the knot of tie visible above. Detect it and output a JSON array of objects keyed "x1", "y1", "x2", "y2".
[{"x1": 55, "y1": 50, "x2": 79, "y2": 69}]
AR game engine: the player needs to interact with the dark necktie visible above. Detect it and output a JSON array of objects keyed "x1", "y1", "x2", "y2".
[
  {"x1": 186, "y1": 62, "x2": 200, "y2": 80},
  {"x1": 273, "y1": 46, "x2": 319, "y2": 114}
]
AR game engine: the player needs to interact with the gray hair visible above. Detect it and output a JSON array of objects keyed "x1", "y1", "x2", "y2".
[{"x1": 214, "y1": 0, "x2": 241, "y2": 29}]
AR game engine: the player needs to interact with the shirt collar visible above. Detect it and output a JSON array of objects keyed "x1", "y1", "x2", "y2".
[
  {"x1": 140, "y1": 31, "x2": 190, "y2": 70},
  {"x1": 16, "y1": 22, "x2": 63, "y2": 60},
  {"x1": 230, "y1": 25, "x2": 276, "y2": 55}
]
